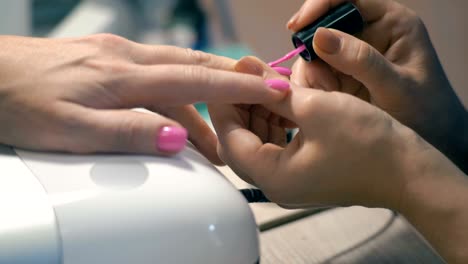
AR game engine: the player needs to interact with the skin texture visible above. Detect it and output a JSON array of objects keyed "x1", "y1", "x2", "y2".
[
  {"x1": 211, "y1": 58, "x2": 409, "y2": 209},
  {"x1": 289, "y1": 0, "x2": 468, "y2": 173},
  {"x1": 209, "y1": 1, "x2": 468, "y2": 263},
  {"x1": 0, "y1": 34, "x2": 289, "y2": 164},
  {"x1": 210, "y1": 56, "x2": 468, "y2": 264}
]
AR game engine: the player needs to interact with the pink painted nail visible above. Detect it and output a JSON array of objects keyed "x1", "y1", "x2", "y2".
[
  {"x1": 272, "y1": 66, "x2": 293, "y2": 76},
  {"x1": 265, "y1": 79, "x2": 290, "y2": 91},
  {"x1": 156, "y1": 126, "x2": 188, "y2": 153}
]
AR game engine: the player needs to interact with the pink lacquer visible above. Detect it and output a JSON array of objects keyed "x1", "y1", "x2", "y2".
[
  {"x1": 272, "y1": 67, "x2": 292, "y2": 76},
  {"x1": 156, "y1": 126, "x2": 188, "y2": 153},
  {"x1": 264, "y1": 79, "x2": 290, "y2": 91},
  {"x1": 268, "y1": 45, "x2": 306, "y2": 67}
]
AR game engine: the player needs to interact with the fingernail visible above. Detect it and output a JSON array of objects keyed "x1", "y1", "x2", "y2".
[
  {"x1": 265, "y1": 79, "x2": 290, "y2": 91},
  {"x1": 272, "y1": 66, "x2": 293, "y2": 76},
  {"x1": 246, "y1": 62, "x2": 263, "y2": 75},
  {"x1": 314, "y1": 28, "x2": 341, "y2": 54},
  {"x1": 156, "y1": 126, "x2": 188, "y2": 153},
  {"x1": 287, "y1": 11, "x2": 301, "y2": 30},
  {"x1": 235, "y1": 57, "x2": 264, "y2": 75}
]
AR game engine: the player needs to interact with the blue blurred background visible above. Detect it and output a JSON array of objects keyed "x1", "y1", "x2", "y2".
[
  {"x1": 0, "y1": 0, "x2": 466, "y2": 106},
  {"x1": 24, "y1": 0, "x2": 255, "y2": 119}
]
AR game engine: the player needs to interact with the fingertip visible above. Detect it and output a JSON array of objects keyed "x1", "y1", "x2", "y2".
[
  {"x1": 236, "y1": 56, "x2": 290, "y2": 82},
  {"x1": 287, "y1": 10, "x2": 301, "y2": 31},
  {"x1": 313, "y1": 27, "x2": 342, "y2": 55},
  {"x1": 235, "y1": 56, "x2": 266, "y2": 76},
  {"x1": 287, "y1": 0, "x2": 314, "y2": 32}
]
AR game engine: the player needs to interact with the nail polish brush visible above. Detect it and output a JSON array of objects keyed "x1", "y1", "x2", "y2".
[{"x1": 268, "y1": 2, "x2": 364, "y2": 67}]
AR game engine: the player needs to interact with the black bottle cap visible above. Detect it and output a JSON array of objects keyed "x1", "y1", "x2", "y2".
[{"x1": 292, "y1": 2, "x2": 364, "y2": 62}]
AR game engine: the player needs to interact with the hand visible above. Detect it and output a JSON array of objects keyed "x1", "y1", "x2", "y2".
[
  {"x1": 211, "y1": 57, "x2": 468, "y2": 263},
  {"x1": 0, "y1": 35, "x2": 289, "y2": 164},
  {"x1": 288, "y1": 0, "x2": 468, "y2": 171},
  {"x1": 209, "y1": 56, "x2": 294, "y2": 161},
  {"x1": 210, "y1": 58, "x2": 423, "y2": 209}
]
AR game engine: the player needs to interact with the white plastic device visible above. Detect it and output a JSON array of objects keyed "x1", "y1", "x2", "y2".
[{"x1": 0, "y1": 144, "x2": 259, "y2": 264}]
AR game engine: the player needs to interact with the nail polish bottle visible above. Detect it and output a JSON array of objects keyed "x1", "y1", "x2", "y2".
[{"x1": 292, "y1": 2, "x2": 365, "y2": 62}]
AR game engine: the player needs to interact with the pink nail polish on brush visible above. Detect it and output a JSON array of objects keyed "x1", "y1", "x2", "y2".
[{"x1": 268, "y1": 45, "x2": 306, "y2": 67}]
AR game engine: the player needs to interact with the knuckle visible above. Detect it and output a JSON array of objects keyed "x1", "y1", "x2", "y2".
[
  {"x1": 84, "y1": 58, "x2": 132, "y2": 75},
  {"x1": 181, "y1": 66, "x2": 211, "y2": 101},
  {"x1": 113, "y1": 117, "x2": 139, "y2": 150},
  {"x1": 81, "y1": 34, "x2": 131, "y2": 59},
  {"x1": 403, "y1": 8, "x2": 424, "y2": 27},
  {"x1": 393, "y1": 6, "x2": 427, "y2": 37},
  {"x1": 184, "y1": 48, "x2": 212, "y2": 65},
  {"x1": 183, "y1": 65, "x2": 211, "y2": 85},
  {"x1": 410, "y1": 16, "x2": 426, "y2": 33},
  {"x1": 328, "y1": 91, "x2": 354, "y2": 112},
  {"x1": 106, "y1": 61, "x2": 132, "y2": 74},
  {"x1": 354, "y1": 41, "x2": 373, "y2": 73},
  {"x1": 91, "y1": 33, "x2": 128, "y2": 47},
  {"x1": 298, "y1": 93, "x2": 325, "y2": 118}
]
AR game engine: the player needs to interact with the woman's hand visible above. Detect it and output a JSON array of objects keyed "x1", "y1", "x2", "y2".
[
  {"x1": 288, "y1": 0, "x2": 468, "y2": 171},
  {"x1": 0, "y1": 35, "x2": 289, "y2": 164},
  {"x1": 211, "y1": 58, "x2": 416, "y2": 208},
  {"x1": 210, "y1": 57, "x2": 468, "y2": 264}
]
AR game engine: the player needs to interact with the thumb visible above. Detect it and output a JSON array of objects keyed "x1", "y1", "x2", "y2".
[{"x1": 313, "y1": 28, "x2": 401, "y2": 101}]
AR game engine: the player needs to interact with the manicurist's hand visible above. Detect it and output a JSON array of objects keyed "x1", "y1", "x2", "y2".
[
  {"x1": 0, "y1": 35, "x2": 289, "y2": 164},
  {"x1": 288, "y1": 0, "x2": 468, "y2": 171},
  {"x1": 211, "y1": 57, "x2": 415, "y2": 209},
  {"x1": 210, "y1": 57, "x2": 468, "y2": 264}
]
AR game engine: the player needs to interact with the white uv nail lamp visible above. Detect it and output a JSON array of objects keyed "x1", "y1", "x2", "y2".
[{"x1": 0, "y1": 144, "x2": 259, "y2": 264}]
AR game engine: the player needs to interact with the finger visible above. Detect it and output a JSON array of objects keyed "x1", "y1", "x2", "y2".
[
  {"x1": 249, "y1": 105, "x2": 271, "y2": 144},
  {"x1": 130, "y1": 44, "x2": 236, "y2": 70},
  {"x1": 158, "y1": 105, "x2": 224, "y2": 165},
  {"x1": 108, "y1": 64, "x2": 289, "y2": 108},
  {"x1": 269, "y1": 124, "x2": 287, "y2": 147},
  {"x1": 290, "y1": 60, "x2": 310, "y2": 87},
  {"x1": 236, "y1": 56, "x2": 293, "y2": 81},
  {"x1": 263, "y1": 85, "x2": 334, "y2": 129},
  {"x1": 232, "y1": 57, "x2": 329, "y2": 134},
  {"x1": 64, "y1": 107, "x2": 188, "y2": 155},
  {"x1": 208, "y1": 103, "x2": 284, "y2": 187},
  {"x1": 291, "y1": 58, "x2": 339, "y2": 91},
  {"x1": 209, "y1": 104, "x2": 257, "y2": 186},
  {"x1": 216, "y1": 142, "x2": 257, "y2": 187},
  {"x1": 288, "y1": 0, "x2": 391, "y2": 32},
  {"x1": 312, "y1": 28, "x2": 402, "y2": 104},
  {"x1": 236, "y1": 56, "x2": 297, "y2": 131},
  {"x1": 266, "y1": 114, "x2": 288, "y2": 147}
]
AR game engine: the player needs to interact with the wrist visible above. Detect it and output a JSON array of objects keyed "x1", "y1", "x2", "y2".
[{"x1": 396, "y1": 128, "x2": 468, "y2": 263}]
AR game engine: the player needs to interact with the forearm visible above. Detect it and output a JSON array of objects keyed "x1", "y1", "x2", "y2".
[{"x1": 398, "y1": 135, "x2": 468, "y2": 263}]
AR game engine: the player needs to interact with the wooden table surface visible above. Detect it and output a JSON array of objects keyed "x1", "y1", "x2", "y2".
[{"x1": 218, "y1": 165, "x2": 445, "y2": 263}]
